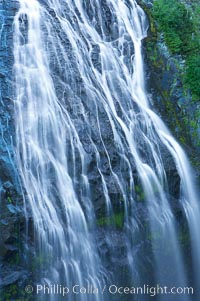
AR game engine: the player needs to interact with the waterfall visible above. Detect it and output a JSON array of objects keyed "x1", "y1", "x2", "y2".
[{"x1": 13, "y1": 0, "x2": 200, "y2": 300}]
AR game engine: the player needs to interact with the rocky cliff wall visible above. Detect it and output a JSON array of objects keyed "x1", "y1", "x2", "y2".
[
  {"x1": 0, "y1": 1, "x2": 31, "y2": 299},
  {"x1": 138, "y1": 0, "x2": 200, "y2": 180}
]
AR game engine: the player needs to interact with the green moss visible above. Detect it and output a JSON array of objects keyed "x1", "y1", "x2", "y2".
[
  {"x1": 0, "y1": 284, "x2": 33, "y2": 301},
  {"x1": 97, "y1": 212, "x2": 124, "y2": 228},
  {"x1": 31, "y1": 253, "x2": 53, "y2": 272},
  {"x1": 147, "y1": 230, "x2": 162, "y2": 242},
  {"x1": 135, "y1": 184, "x2": 145, "y2": 202},
  {"x1": 7, "y1": 196, "x2": 12, "y2": 204}
]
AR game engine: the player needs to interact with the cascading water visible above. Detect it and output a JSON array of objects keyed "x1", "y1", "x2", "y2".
[{"x1": 13, "y1": 0, "x2": 200, "y2": 300}]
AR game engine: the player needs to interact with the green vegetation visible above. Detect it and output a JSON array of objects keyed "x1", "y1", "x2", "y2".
[
  {"x1": 7, "y1": 195, "x2": 12, "y2": 203},
  {"x1": 0, "y1": 284, "x2": 33, "y2": 301},
  {"x1": 139, "y1": 0, "x2": 200, "y2": 166},
  {"x1": 152, "y1": 0, "x2": 193, "y2": 54},
  {"x1": 135, "y1": 184, "x2": 145, "y2": 202},
  {"x1": 152, "y1": 0, "x2": 200, "y2": 99},
  {"x1": 97, "y1": 212, "x2": 124, "y2": 228},
  {"x1": 185, "y1": 54, "x2": 200, "y2": 100}
]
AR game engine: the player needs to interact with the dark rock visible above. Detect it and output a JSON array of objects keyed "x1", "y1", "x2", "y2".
[
  {"x1": 0, "y1": 271, "x2": 24, "y2": 287},
  {"x1": 0, "y1": 0, "x2": 30, "y2": 297},
  {"x1": 139, "y1": 0, "x2": 200, "y2": 181}
]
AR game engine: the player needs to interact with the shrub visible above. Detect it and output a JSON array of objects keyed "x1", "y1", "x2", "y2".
[
  {"x1": 152, "y1": 0, "x2": 193, "y2": 55},
  {"x1": 152, "y1": 0, "x2": 200, "y2": 99},
  {"x1": 185, "y1": 54, "x2": 200, "y2": 99}
]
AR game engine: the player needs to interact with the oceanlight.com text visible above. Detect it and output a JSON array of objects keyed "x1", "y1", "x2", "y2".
[{"x1": 24, "y1": 283, "x2": 194, "y2": 297}]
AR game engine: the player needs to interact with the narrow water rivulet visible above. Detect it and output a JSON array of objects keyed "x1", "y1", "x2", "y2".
[{"x1": 13, "y1": 0, "x2": 200, "y2": 300}]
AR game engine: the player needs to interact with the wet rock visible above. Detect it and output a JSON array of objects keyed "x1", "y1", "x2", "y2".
[
  {"x1": 0, "y1": 0, "x2": 30, "y2": 296},
  {"x1": 0, "y1": 271, "x2": 24, "y2": 287},
  {"x1": 139, "y1": 0, "x2": 200, "y2": 181}
]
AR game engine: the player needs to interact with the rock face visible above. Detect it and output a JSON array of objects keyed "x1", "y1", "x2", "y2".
[
  {"x1": 0, "y1": 0, "x2": 31, "y2": 298},
  {"x1": 138, "y1": 0, "x2": 200, "y2": 181}
]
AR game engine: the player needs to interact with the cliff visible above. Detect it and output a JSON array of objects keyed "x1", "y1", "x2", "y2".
[{"x1": 138, "y1": 0, "x2": 200, "y2": 180}]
